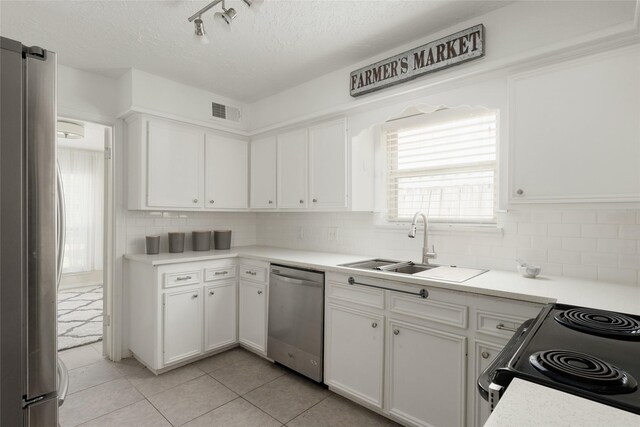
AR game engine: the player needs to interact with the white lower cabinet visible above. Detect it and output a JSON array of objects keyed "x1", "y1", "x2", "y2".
[
  {"x1": 239, "y1": 280, "x2": 267, "y2": 353},
  {"x1": 163, "y1": 287, "x2": 203, "y2": 365},
  {"x1": 325, "y1": 304, "x2": 385, "y2": 408},
  {"x1": 127, "y1": 258, "x2": 243, "y2": 372},
  {"x1": 204, "y1": 280, "x2": 237, "y2": 352},
  {"x1": 472, "y1": 340, "x2": 505, "y2": 427},
  {"x1": 388, "y1": 320, "x2": 467, "y2": 427}
]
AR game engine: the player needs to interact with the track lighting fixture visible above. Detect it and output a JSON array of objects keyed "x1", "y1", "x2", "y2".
[{"x1": 188, "y1": 0, "x2": 257, "y2": 42}]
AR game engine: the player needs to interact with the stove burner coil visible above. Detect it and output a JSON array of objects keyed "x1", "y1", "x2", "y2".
[
  {"x1": 530, "y1": 350, "x2": 637, "y2": 394},
  {"x1": 555, "y1": 308, "x2": 640, "y2": 339}
]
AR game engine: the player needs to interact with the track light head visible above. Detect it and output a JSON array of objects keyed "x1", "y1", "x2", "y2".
[
  {"x1": 242, "y1": 0, "x2": 253, "y2": 6},
  {"x1": 221, "y1": 7, "x2": 237, "y2": 24},
  {"x1": 193, "y1": 18, "x2": 210, "y2": 44}
]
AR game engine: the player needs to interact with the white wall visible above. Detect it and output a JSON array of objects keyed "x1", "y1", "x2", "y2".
[
  {"x1": 58, "y1": 65, "x2": 120, "y2": 122},
  {"x1": 247, "y1": 0, "x2": 637, "y2": 132}
]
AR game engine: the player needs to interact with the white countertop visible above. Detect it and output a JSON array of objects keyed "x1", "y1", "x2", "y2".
[
  {"x1": 484, "y1": 378, "x2": 640, "y2": 427},
  {"x1": 124, "y1": 245, "x2": 640, "y2": 315}
]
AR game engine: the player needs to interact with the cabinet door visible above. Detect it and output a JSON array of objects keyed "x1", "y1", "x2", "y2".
[
  {"x1": 238, "y1": 280, "x2": 267, "y2": 353},
  {"x1": 147, "y1": 119, "x2": 204, "y2": 208},
  {"x1": 163, "y1": 288, "x2": 203, "y2": 365},
  {"x1": 205, "y1": 134, "x2": 248, "y2": 209},
  {"x1": 509, "y1": 47, "x2": 640, "y2": 203},
  {"x1": 388, "y1": 320, "x2": 467, "y2": 427},
  {"x1": 325, "y1": 304, "x2": 384, "y2": 408},
  {"x1": 277, "y1": 129, "x2": 308, "y2": 208},
  {"x1": 250, "y1": 136, "x2": 277, "y2": 209},
  {"x1": 473, "y1": 340, "x2": 504, "y2": 427},
  {"x1": 204, "y1": 281, "x2": 237, "y2": 352},
  {"x1": 309, "y1": 120, "x2": 347, "y2": 209}
]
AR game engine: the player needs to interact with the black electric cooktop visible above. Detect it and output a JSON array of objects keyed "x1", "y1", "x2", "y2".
[{"x1": 481, "y1": 303, "x2": 640, "y2": 415}]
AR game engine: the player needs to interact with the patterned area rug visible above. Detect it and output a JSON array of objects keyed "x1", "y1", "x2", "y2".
[{"x1": 58, "y1": 285, "x2": 103, "y2": 351}]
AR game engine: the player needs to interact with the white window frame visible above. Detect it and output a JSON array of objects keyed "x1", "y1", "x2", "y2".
[{"x1": 384, "y1": 107, "x2": 498, "y2": 226}]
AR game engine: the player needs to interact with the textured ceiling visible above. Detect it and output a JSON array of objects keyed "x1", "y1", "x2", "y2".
[{"x1": 0, "y1": 1, "x2": 511, "y2": 102}]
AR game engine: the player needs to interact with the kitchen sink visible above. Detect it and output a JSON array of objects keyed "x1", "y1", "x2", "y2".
[
  {"x1": 340, "y1": 259, "x2": 439, "y2": 275},
  {"x1": 387, "y1": 264, "x2": 436, "y2": 274},
  {"x1": 339, "y1": 259, "x2": 403, "y2": 270}
]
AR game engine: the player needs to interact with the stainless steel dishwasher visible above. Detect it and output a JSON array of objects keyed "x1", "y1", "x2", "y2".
[{"x1": 268, "y1": 265, "x2": 325, "y2": 382}]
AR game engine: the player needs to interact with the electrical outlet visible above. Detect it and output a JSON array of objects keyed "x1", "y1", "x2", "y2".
[{"x1": 328, "y1": 227, "x2": 338, "y2": 241}]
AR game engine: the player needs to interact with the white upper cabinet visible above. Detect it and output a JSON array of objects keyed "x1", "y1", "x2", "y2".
[
  {"x1": 309, "y1": 119, "x2": 347, "y2": 209},
  {"x1": 277, "y1": 128, "x2": 309, "y2": 208},
  {"x1": 205, "y1": 133, "x2": 248, "y2": 209},
  {"x1": 250, "y1": 136, "x2": 277, "y2": 209},
  {"x1": 147, "y1": 119, "x2": 204, "y2": 209},
  {"x1": 509, "y1": 45, "x2": 640, "y2": 204}
]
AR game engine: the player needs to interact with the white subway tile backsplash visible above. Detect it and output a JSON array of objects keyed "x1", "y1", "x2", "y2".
[
  {"x1": 562, "y1": 237, "x2": 597, "y2": 252},
  {"x1": 517, "y1": 223, "x2": 548, "y2": 236},
  {"x1": 619, "y1": 224, "x2": 640, "y2": 239},
  {"x1": 597, "y1": 211, "x2": 637, "y2": 225},
  {"x1": 619, "y1": 254, "x2": 640, "y2": 269},
  {"x1": 252, "y1": 209, "x2": 639, "y2": 285},
  {"x1": 548, "y1": 249, "x2": 581, "y2": 265},
  {"x1": 581, "y1": 224, "x2": 618, "y2": 239},
  {"x1": 548, "y1": 223, "x2": 581, "y2": 237},
  {"x1": 562, "y1": 211, "x2": 597, "y2": 224},
  {"x1": 596, "y1": 239, "x2": 637, "y2": 255},
  {"x1": 581, "y1": 252, "x2": 618, "y2": 267}
]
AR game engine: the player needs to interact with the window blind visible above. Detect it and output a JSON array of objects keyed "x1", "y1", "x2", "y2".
[{"x1": 386, "y1": 108, "x2": 497, "y2": 223}]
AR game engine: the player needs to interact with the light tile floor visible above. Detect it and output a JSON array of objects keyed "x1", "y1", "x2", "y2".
[{"x1": 58, "y1": 344, "x2": 400, "y2": 427}]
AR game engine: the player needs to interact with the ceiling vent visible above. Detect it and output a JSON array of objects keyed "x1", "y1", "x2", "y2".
[{"x1": 211, "y1": 101, "x2": 241, "y2": 123}]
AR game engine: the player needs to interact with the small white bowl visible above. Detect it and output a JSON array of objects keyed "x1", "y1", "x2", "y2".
[{"x1": 518, "y1": 264, "x2": 541, "y2": 278}]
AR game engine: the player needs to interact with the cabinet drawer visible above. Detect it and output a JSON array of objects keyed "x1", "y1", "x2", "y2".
[
  {"x1": 389, "y1": 293, "x2": 468, "y2": 329},
  {"x1": 164, "y1": 270, "x2": 201, "y2": 288},
  {"x1": 240, "y1": 264, "x2": 267, "y2": 283},
  {"x1": 476, "y1": 310, "x2": 530, "y2": 340},
  {"x1": 326, "y1": 281, "x2": 385, "y2": 310},
  {"x1": 204, "y1": 265, "x2": 236, "y2": 282}
]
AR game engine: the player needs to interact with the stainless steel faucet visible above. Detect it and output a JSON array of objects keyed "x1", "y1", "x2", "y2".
[{"x1": 408, "y1": 211, "x2": 437, "y2": 264}]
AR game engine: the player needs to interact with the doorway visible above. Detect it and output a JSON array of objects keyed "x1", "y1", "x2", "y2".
[{"x1": 56, "y1": 118, "x2": 111, "y2": 352}]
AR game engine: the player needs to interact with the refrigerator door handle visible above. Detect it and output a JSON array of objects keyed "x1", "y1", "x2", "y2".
[
  {"x1": 57, "y1": 358, "x2": 68, "y2": 407},
  {"x1": 56, "y1": 162, "x2": 65, "y2": 287}
]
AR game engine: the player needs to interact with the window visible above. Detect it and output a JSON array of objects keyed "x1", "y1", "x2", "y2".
[{"x1": 386, "y1": 107, "x2": 497, "y2": 223}]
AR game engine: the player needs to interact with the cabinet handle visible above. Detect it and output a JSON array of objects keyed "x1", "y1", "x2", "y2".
[
  {"x1": 496, "y1": 323, "x2": 518, "y2": 332},
  {"x1": 209, "y1": 290, "x2": 215, "y2": 296},
  {"x1": 312, "y1": 198, "x2": 318, "y2": 203},
  {"x1": 516, "y1": 189, "x2": 524, "y2": 196},
  {"x1": 482, "y1": 351, "x2": 490, "y2": 359},
  {"x1": 257, "y1": 290, "x2": 263, "y2": 295},
  {"x1": 371, "y1": 322, "x2": 378, "y2": 328},
  {"x1": 209, "y1": 200, "x2": 214, "y2": 204},
  {"x1": 192, "y1": 293, "x2": 199, "y2": 299},
  {"x1": 176, "y1": 276, "x2": 192, "y2": 281},
  {"x1": 193, "y1": 198, "x2": 199, "y2": 203},
  {"x1": 299, "y1": 199, "x2": 304, "y2": 204},
  {"x1": 393, "y1": 329, "x2": 400, "y2": 335},
  {"x1": 245, "y1": 270, "x2": 257, "y2": 276},
  {"x1": 268, "y1": 200, "x2": 273, "y2": 204},
  {"x1": 214, "y1": 271, "x2": 228, "y2": 276}
]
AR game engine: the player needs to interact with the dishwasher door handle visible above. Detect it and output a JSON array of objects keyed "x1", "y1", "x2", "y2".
[{"x1": 271, "y1": 273, "x2": 321, "y2": 287}]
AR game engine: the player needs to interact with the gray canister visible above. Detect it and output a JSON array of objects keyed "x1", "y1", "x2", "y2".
[
  {"x1": 213, "y1": 230, "x2": 232, "y2": 250},
  {"x1": 192, "y1": 230, "x2": 211, "y2": 251},
  {"x1": 168, "y1": 232, "x2": 185, "y2": 253},
  {"x1": 145, "y1": 236, "x2": 160, "y2": 255}
]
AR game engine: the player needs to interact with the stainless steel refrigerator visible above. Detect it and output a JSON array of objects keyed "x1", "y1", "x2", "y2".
[{"x1": 1, "y1": 36, "x2": 68, "y2": 426}]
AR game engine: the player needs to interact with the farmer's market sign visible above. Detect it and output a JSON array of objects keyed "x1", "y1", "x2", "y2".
[{"x1": 350, "y1": 24, "x2": 485, "y2": 97}]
